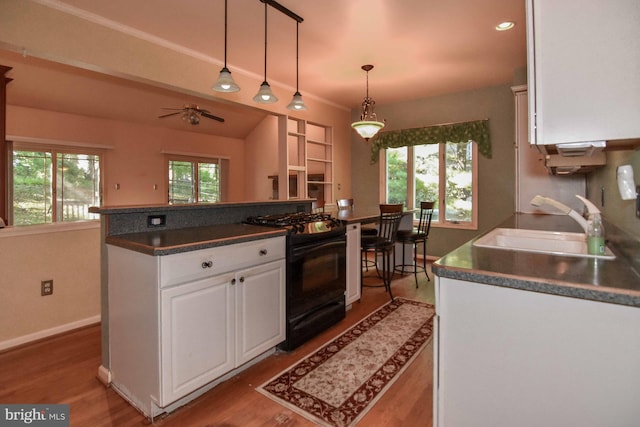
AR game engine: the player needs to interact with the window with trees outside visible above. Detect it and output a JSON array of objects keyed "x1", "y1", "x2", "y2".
[
  {"x1": 168, "y1": 156, "x2": 227, "y2": 204},
  {"x1": 383, "y1": 141, "x2": 478, "y2": 228},
  {"x1": 11, "y1": 144, "x2": 102, "y2": 226}
]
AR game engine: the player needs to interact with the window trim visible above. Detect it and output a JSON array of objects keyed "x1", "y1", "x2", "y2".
[{"x1": 379, "y1": 142, "x2": 478, "y2": 230}]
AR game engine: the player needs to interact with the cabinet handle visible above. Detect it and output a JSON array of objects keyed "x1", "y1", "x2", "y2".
[
  {"x1": 201, "y1": 261, "x2": 213, "y2": 269},
  {"x1": 259, "y1": 249, "x2": 268, "y2": 256},
  {"x1": 231, "y1": 278, "x2": 236, "y2": 285},
  {"x1": 239, "y1": 276, "x2": 245, "y2": 283}
]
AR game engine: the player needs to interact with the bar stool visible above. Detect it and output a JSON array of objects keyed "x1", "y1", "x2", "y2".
[
  {"x1": 361, "y1": 204, "x2": 403, "y2": 300},
  {"x1": 394, "y1": 201, "x2": 434, "y2": 288}
]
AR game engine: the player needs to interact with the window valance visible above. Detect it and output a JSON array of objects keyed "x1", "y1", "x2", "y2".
[{"x1": 370, "y1": 119, "x2": 491, "y2": 163}]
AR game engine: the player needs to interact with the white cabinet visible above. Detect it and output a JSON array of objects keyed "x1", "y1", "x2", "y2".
[
  {"x1": 526, "y1": 0, "x2": 640, "y2": 145},
  {"x1": 345, "y1": 223, "x2": 361, "y2": 306},
  {"x1": 160, "y1": 272, "x2": 234, "y2": 405},
  {"x1": 433, "y1": 275, "x2": 640, "y2": 427},
  {"x1": 108, "y1": 236, "x2": 285, "y2": 418}
]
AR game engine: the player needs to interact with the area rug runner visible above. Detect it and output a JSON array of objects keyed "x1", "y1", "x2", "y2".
[{"x1": 257, "y1": 297, "x2": 435, "y2": 427}]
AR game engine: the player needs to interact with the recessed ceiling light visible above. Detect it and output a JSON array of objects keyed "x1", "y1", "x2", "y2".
[{"x1": 496, "y1": 21, "x2": 515, "y2": 31}]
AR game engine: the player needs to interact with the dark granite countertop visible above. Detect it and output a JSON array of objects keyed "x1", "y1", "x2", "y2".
[
  {"x1": 328, "y1": 207, "x2": 413, "y2": 224},
  {"x1": 105, "y1": 224, "x2": 287, "y2": 256},
  {"x1": 433, "y1": 213, "x2": 640, "y2": 308}
]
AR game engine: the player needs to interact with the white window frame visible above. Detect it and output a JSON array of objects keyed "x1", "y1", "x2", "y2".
[{"x1": 379, "y1": 142, "x2": 478, "y2": 230}]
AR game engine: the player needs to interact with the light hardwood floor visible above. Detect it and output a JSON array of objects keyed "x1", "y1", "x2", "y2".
[{"x1": 0, "y1": 266, "x2": 435, "y2": 427}]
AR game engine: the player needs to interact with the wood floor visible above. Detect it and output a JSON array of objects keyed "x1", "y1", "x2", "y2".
[{"x1": 0, "y1": 266, "x2": 435, "y2": 427}]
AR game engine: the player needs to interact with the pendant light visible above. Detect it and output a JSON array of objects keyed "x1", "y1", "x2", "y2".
[
  {"x1": 253, "y1": 1, "x2": 278, "y2": 104},
  {"x1": 286, "y1": 21, "x2": 307, "y2": 111},
  {"x1": 351, "y1": 64, "x2": 385, "y2": 141},
  {"x1": 212, "y1": 0, "x2": 240, "y2": 93}
]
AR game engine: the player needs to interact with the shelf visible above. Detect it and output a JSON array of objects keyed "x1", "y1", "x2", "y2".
[
  {"x1": 307, "y1": 139, "x2": 331, "y2": 146},
  {"x1": 307, "y1": 157, "x2": 331, "y2": 163}
]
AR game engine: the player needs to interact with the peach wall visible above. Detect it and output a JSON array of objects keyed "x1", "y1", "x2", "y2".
[
  {"x1": 7, "y1": 105, "x2": 247, "y2": 205},
  {"x1": 245, "y1": 115, "x2": 279, "y2": 201},
  {"x1": 0, "y1": 225, "x2": 100, "y2": 348},
  {"x1": 0, "y1": 0, "x2": 353, "y2": 203}
]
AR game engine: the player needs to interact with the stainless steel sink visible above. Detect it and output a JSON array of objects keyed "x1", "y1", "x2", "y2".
[{"x1": 473, "y1": 228, "x2": 615, "y2": 260}]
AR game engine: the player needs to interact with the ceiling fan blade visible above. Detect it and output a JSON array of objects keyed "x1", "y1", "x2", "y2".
[
  {"x1": 161, "y1": 107, "x2": 184, "y2": 111},
  {"x1": 158, "y1": 112, "x2": 182, "y2": 118},
  {"x1": 199, "y1": 111, "x2": 225, "y2": 122}
]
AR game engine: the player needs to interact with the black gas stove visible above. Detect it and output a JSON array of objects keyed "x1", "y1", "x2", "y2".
[
  {"x1": 244, "y1": 212, "x2": 344, "y2": 237},
  {"x1": 245, "y1": 210, "x2": 346, "y2": 351}
]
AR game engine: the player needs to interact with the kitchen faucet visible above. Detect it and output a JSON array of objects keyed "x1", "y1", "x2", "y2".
[{"x1": 530, "y1": 195, "x2": 589, "y2": 233}]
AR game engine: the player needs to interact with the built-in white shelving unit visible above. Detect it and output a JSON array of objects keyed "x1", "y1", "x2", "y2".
[{"x1": 277, "y1": 116, "x2": 333, "y2": 205}]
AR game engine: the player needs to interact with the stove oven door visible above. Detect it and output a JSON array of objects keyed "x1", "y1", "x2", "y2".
[{"x1": 284, "y1": 233, "x2": 346, "y2": 349}]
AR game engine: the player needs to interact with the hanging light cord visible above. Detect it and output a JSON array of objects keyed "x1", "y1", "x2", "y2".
[
  {"x1": 262, "y1": 2, "x2": 267, "y2": 82},
  {"x1": 365, "y1": 69, "x2": 370, "y2": 99},
  {"x1": 295, "y1": 22, "x2": 299, "y2": 91},
  {"x1": 223, "y1": 0, "x2": 228, "y2": 67}
]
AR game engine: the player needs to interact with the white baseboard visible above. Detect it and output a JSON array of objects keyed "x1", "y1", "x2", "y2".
[{"x1": 0, "y1": 315, "x2": 101, "y2": 352}]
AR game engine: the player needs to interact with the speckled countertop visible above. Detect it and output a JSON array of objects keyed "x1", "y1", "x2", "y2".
[
  {"x1": 105, "y1": 224, "x2": 287, "y2": 256},
  {"x1": 433, "y1": 213, "x2": 640, "y2": 308}
]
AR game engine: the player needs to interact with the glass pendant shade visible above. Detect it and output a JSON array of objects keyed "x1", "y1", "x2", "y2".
[
  {"x1": 212, "y1": 67, "x2": 240, "y2": 93},
  {"x1": 286, "y1": 91, "x2": 307, "y2": 111},
  {"x1": 253, "y1": 81, "x2": 278, "y2": 103},
  {"x1": 351, "y1": 120, "x2": 385, "y2": 140}
]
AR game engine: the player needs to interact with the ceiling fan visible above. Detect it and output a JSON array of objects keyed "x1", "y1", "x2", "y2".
[{"x1": 158, "y1": 104, "x2": 225, "y2": 125}]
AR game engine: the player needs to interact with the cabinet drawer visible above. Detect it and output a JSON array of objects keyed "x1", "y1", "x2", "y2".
[{"x1": 160, "y1": 236, "x2": 286, "y2": 288}]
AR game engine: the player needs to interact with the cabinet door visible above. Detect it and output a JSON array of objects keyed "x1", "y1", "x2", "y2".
[
  {"x1": 235, "y1": 259, "x2": 286, "y2": 365},
  {"x1": 160, "y1": 272, "x2": 235, "y2": 406},
  {"x1": 527, "y1": 0, "x2": 640, "y2": 145},
  {"x1": 345, "y1": 223, "x2": 361, "y2": 305}
]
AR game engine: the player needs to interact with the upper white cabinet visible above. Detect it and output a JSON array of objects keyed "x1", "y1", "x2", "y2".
[{"x1": 526, "y1": 0, "x2": 640, "y2": 145}]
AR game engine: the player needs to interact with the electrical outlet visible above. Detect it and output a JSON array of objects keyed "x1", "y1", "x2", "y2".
[
  {"x1": 147, "y1": 215, "x2": 166, "y2": 227},
  {"x1": 41, "y1": 280, "x2": 53, "y2": 296}
]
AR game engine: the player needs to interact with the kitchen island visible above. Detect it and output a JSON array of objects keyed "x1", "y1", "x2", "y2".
[
  {"x1": 432, "y1": 213, "x2": 640, "y2": 427},
  {"x1": 92, "y1": 200, "x2": 309, "y2": 419}
]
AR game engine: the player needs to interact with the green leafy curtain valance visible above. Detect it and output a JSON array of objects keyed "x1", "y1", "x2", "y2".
[{"x1": 370, "y1": 119, "x2": 491, "y2": 163}]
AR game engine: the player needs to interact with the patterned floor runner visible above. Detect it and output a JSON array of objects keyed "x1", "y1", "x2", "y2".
[{"x1": 257, "y1": 298, "x2": 435, "y2": 426}]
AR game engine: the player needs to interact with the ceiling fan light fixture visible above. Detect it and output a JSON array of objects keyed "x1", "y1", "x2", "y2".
[
  {"x1": 213, "y1": 0, "x2": 240, "y2": 93},
  {"x1": 351, "y1": 64, "x2": 385, "y2": 141}
]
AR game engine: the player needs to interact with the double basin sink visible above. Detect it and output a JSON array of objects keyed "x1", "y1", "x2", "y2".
[{"x1": 473, "y1": 228, "x2": 615, "y2": 260}]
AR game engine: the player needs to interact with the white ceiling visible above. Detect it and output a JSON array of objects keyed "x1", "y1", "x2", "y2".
[{"x1": 2, "y1": 0, "x2": 527, "y2": 137}]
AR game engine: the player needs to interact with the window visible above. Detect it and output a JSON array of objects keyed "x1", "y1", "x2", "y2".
[
  {"x1": 11, "y1": 145, "x2": 102, "y2": 225},
  {"x1": 383, "y1": 141, "x2": 478, "y2": 228},
  {"x1": 168, "y1": 156, "x2": 227, "y2": 204}
]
